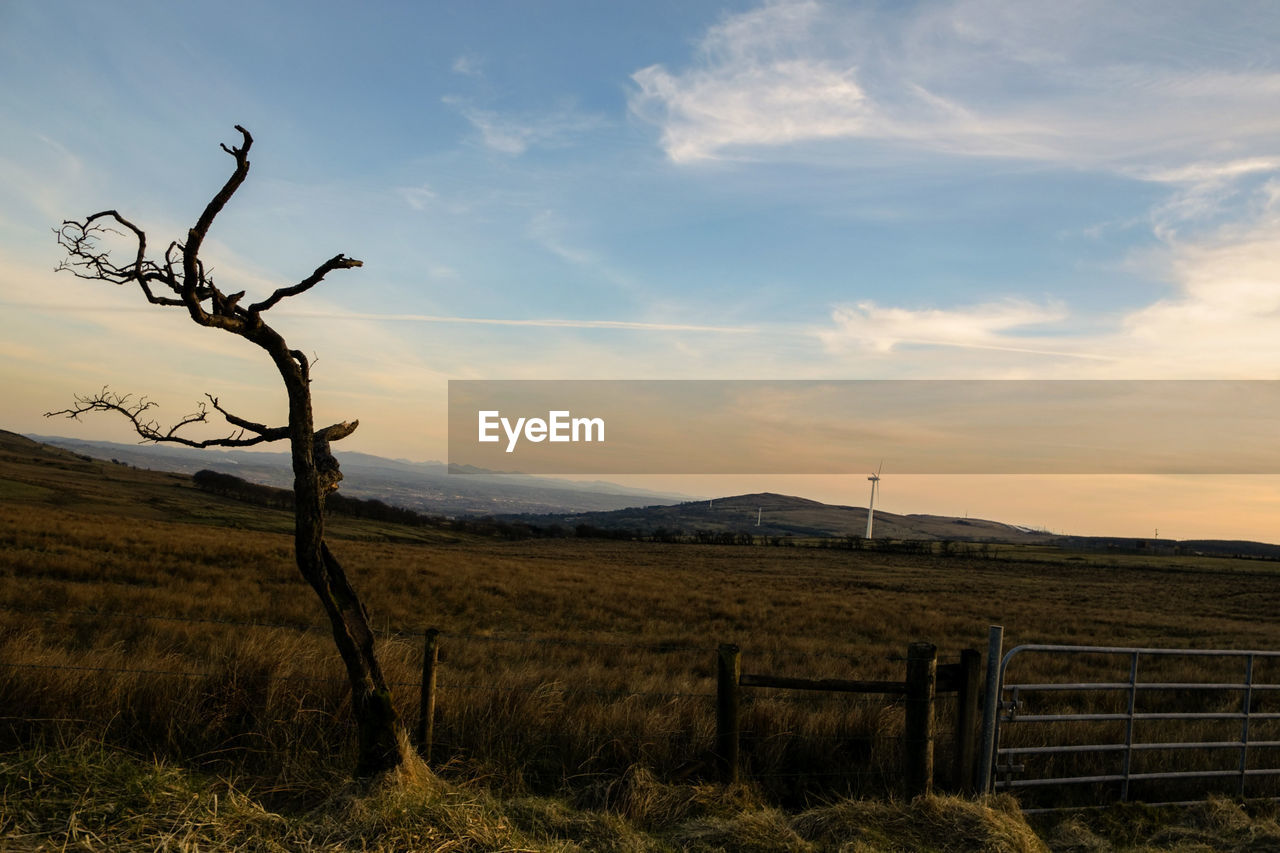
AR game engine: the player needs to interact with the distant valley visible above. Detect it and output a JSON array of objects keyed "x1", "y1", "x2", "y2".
[{"x1": 29, "y1": 434, "x2": 692, "y2": 517}]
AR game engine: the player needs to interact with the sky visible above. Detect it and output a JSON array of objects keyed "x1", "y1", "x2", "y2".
[{"x1": 3, "y1": 1, "x2": 1280, "y2": 541}]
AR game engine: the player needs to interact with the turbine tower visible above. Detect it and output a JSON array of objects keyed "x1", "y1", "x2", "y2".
[{"x1": 865, "y1": 461, "x2": 883, "y2": 539}]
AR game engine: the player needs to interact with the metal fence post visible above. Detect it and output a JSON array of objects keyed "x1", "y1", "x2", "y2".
[{"x1": 977, "y1": 625, "x2": 1004, "y2": 794}]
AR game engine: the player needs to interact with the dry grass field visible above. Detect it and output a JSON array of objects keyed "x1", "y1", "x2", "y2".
[{"x1": 5, "y1": 430, "x2": 1280, "y2": 850}]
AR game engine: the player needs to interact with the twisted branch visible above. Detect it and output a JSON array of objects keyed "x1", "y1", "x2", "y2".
[
  {"x1": 44, "y1": 388, "x2": 355, "y2": 453},
  {"x1": 44, "y1": 388, "x2": 286, "y2": 449}
]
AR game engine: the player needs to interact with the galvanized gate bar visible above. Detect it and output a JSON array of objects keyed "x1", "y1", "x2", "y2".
[
  {"x1": 984, "y1": 640, "x2": 1280, "y2": 808},
  {"x1": 1002, "y1": 767, "x2": 1280, "y2": 789},
  {"x1": 1121, "y1": 652, "x2": 1139, "y2": 800},
  {"x1": 1240, "y1": 653, "x2": 1255, "y2": 797},
  {"x1": 1005, "y1": 682, "x2": 1280, "y2": 691},
  {"x1": 1005, "y1": 712, "x2": 1280, "y2": 723},
  {"x1": 1002, "y1": 740, "x2": 1280, "y2": 755}
]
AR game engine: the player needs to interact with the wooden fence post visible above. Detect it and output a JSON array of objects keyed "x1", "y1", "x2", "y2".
[
  {"x1": 417, "y1": 628, "x2": 440, "y2": 763},
  {"x1": 904, "y1": 642, "x2": 937, "y2": 798},
  {"x1": 954, "y1": 648, "x2": 981, "y2": 794},
  {"x1": 716, "y1": 643, "x2": 741, "y2": 784},
  {"x1": 977, "y1": 625, "x2": 1004, "y2": 794}
]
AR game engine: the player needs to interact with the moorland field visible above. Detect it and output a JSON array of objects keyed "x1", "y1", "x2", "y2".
[{"x1": 5, "y1": 429, "x2": 1280, "y2": 851}]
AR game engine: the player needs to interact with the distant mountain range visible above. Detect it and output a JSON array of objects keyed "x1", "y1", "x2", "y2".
[
  {"x1": 23, "y1": 433, "x2": 1280, "y2": 559},
  {"x1": 28, "y1": 434, "x2": 693, "y2": 517}
]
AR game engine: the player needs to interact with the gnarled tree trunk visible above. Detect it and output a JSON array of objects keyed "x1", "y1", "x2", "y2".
[{"x1": 48, "y1": 126, "x2": 408, "y2": 778}]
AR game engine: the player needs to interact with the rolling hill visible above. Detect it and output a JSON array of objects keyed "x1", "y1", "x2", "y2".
[{"x1": 504, "y1": 491, "x2": 1053, "y2": 542}]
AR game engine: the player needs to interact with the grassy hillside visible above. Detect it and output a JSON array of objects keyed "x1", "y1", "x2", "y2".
[
  {"x1": 0, "y1": 430, "x2": 465, "y2": 543},
  {"x1": 509, "y1": 490, "x2": 1052, "y2": 542},
  {"x1": 5, "y1": 430, "x2": 1280, "y2": 850}
]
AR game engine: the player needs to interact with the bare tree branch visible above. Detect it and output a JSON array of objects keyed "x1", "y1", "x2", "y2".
[
  {"x1": 204, "y1": 394, "x2": 289, "y2": 441},
  {"x1": 248, "y1": 254, "x2": 363, "y2": 315},
  {"x1": 44, "y1": 388, "x2": 286, "y2": 449},
  {"x1": 175, "y1": 126, "x2": 252, "y2": 329},
  {"x1": 55, "y1": 212, "x2": 187, "y2": 306},
  {"x1": 188, "y1": 125, "x2": 252, "y2": 270},
  {"x1": 314, "y1": 419, "x2": 360, "y2": 494},
  {"x1": 53, "y1": 128, "x2": 361, "y2": 333}
]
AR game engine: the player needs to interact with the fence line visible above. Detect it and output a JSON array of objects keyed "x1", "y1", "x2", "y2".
[
  {"x1": 4, "y1": 603, "x2": 976, "y2": 796},
  {"x1": 440, "y1": 631, "x2": 711, "y2": 653},
  {"x1": 0, "y1": 658, "x2": 907, "y2": 704},
  {"x1": 705, "y1": 641, "x2": 980, "y2": 797}
]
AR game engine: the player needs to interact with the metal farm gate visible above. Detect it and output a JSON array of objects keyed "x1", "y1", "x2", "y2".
[{"x1": 978, "y1": 628, "x2": 1280, "y2": 811}]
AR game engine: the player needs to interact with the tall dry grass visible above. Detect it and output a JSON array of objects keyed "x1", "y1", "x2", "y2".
[{"x1": 5, "y1": 439, "x2": 1280, "y2": 808}]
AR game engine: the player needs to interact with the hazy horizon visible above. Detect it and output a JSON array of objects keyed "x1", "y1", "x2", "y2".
[{"x1": 24, "y1": 427, "x2": 1280, "y2": 545}]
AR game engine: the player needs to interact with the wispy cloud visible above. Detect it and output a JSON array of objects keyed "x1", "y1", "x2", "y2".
[
  {"x1": 629, "y1": 1, "x2": 874, "y2": 163},
  {"x1": 451, "y1": 55, "x2": 483, "y2": 77},
  {"x1": 0, "y1": 131, "x2": 88, "y2": 227},
  {"x1": 1121, "y1": 157, "x2": 1280, "y2": 239},
  {"x1": 629, "y1": 0, "x2": 1280, "y2": 170},
  {"x1": 816, "y1": 298, "x2": 1109, "y2": 361},
  {"x1": 1138, "y1": 159, "x2": 1280, "y2": 186},
  {"x1": 523, "y1": 208, "x2": 642, "y2": 296},
  {"x1": 1109, "y1": 197, "x2": 1280, "y2": 376},
  {"x1": 817, "y1": 175, "x2": 1280, "y2": 378},
  {"x1": 446, "y1": 97, "x2": 607, "y2": 155},
  {"x1": 397, "y1": 183, "x2": 436, "y2": 211}
]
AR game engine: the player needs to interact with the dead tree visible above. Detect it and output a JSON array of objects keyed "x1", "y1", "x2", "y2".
[{"x1": 46, "y1": 126, "x2": 406, "y2": 778}]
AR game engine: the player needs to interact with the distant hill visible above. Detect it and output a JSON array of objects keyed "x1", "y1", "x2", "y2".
[
  {"x1": 503, "y1": 491, "x2": 1280, "y2": 557},
  {"x1": 1051, "y1": 535, "x2": 1280, "y2": 560},
  {"x1": 505, "y1": 491, "x2": 1054, "y2": 542},
  {"x1": 28, "y1": 434, "x2": 691, "y2": 517}
]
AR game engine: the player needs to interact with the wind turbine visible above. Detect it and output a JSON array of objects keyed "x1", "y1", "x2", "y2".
[{"x1": 865, "y1": 461, "x2": 883, "y2": 540}]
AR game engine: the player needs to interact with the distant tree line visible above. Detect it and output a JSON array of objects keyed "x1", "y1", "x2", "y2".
[
  {"x1": 193, "y1": 469, "x2": 442, "y2": 527},
  {"x1": 194, "y1": 469, "x2": 292, "y2": 508}
]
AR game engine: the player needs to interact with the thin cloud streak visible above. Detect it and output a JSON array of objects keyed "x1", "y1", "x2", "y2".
[
  {"x1": 283, "y1": 310, "x2": 760, "y2": 334},
  {"x1": 817, "y1": 298, "x2": 1118, "y2": 362},
  {"x1": 0, "y1": 299, "x2": 761, "y2": 334},
  {"x1": 876, "y1": 338, "x2": 1118, "y2": 362}
]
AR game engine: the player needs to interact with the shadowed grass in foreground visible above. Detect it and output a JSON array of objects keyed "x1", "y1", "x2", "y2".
[
  {"x1": 1, "y1": 739, "x2": 1051, "y2": 852},
  {"x1": 8, "y1": 741, "x2": 1280, "y2": 851}
]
